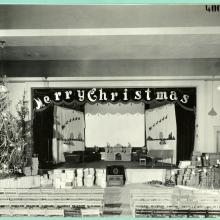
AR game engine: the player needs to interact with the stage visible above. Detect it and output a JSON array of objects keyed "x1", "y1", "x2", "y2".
[
  {"x1": 58, "y1": 161, "x2": 176, "y2": 169},
  {"x1": 56, "y1": 160, "x2": 176, "y2": 169},
  {"x1": 40, "y1": 160, "x2": 176, "y2": 185}
]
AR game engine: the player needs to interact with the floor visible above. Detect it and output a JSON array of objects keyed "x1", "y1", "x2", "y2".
[{"x1": 104, "y1": 183, "x2": 173, "y2": 216}]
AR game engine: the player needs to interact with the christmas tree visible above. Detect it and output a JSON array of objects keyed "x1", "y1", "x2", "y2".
[{"x1": 0, "y1": 84, "x2": 27, "y2": 175}]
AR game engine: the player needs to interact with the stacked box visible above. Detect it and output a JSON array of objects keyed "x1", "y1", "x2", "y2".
[
  {"x1": 52, "y1": 169, "x2": 76, "y2": 188},
  {"x1": 183, "y1": 169, "x2": 192, "y2": 185},
  {"x1": 191, "y1": 151, "x2": 202, "y2": 167},
  {"x1": 178, "y1": 161, "x2": 191, "y2": 168},
  {"x1": 23, "y1": 166, "x2": 32, "y2": 176},
  {"x1": 176, "y1": 169, "x2": 185, "y2": 185},
  {"x1": 212, "y1": 167, "x2": 220, "y2": 188},
  {"x1": 191, "y1": 170, "x2": 200, "y2": 186},
  {"x1": 40, "y1": 174, "x2": 53, "y2": 187},
  {"x1": 0, "y1": 175, "x2": 41, "y2": 188},
  {"x1": 176, "y1": 152, "x2": 220, "y2": 189},
  {"x1": 31, "y1": 157, "x2": 39, "y2": 176},
  {"x1": 53, "y1": 169, "x2": 63, "y2": 188},
  {"x1": 202, "y1": 154, "x2": 210, "y2": 167},
  {"x1": 60, "y1": 172, "x2": 66, "y2": 188},
  {"x1": 200, "y1": 168, "x2": 214, "y2": 188},
  {"x1": 192, "y1": 151, "x2": 202, "y2": 157},
  {"x1": 65, "y1": 169, "x2": 75, "y2": 188},
  {"x1": 76, "y1": 168, "x2": 83, "y2": 187},
  {"x1": 191, "y1": 157, "x2": 202, "y2": 167},
  {"x1": 208, "y1": 153, "x2": 220, "y2": 166},
  {"x1": 96, "y1": 169, "x2": 106, "y2": 188},
  {"x1": 84, "y1": 168, "x2": 95, "y2": 187}
]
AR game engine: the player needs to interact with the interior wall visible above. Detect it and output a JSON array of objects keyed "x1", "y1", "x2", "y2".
[
  {"x1": 6, "y1": 77, "x2": 220, "y2": 155},
  {"x1": 5, "y1": 59, "x2": 220, "y2": 77}
]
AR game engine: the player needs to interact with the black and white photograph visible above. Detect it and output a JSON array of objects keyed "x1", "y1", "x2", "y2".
[{"x1": 0, "y1": 3, "x2": 220, "y2": 217}]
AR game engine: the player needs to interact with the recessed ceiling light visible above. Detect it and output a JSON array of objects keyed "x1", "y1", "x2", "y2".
[{"x1": 217, "y1": 86, "x2": 220, "y2": 91}]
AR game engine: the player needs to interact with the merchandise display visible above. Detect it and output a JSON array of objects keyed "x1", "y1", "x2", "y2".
[{"x1": 176, "y1": 152, "x2": 220, "y2": 189}]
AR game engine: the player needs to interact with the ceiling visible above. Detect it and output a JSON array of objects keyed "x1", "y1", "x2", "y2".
[
  {"x1": 1, "y1": 5, "x2": 220, "y2": 29},
  {"x1": 0, "y1": 5, "x2": 220, "y2": 61},
  {"x1": 2, "y1": 34, "x2": 220, "y2": 60},
  {"x1": 0, "y1": 5, "x2": 220, "y2": 77}
]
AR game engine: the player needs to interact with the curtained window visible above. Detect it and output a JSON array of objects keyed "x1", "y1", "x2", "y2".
[
  {"x1": 52, "y1": 106, "x2": 85, "y2": 163},
  {"x1": 145, "y1": 104, "x2": 177, "y2": 164}
]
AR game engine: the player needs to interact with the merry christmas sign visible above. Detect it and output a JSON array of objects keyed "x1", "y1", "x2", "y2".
[{"x1": 33, "y1": 87, "x2": 196, "y2": 111}]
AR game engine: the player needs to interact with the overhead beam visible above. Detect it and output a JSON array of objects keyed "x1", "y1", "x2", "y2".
[{"x1": 1, "y1": 26, "x2": 220, "y2": 37}]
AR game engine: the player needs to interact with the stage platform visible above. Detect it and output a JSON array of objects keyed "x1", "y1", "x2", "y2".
[
  {"x1": 50, "y1": 160, "x2": 173, "y2": 185},
  {"x1": 54, "y1": 160, "x2": 176, "y2": 170},
  {"x1": 42, "y1": 160, "x2": 175, "y2": 185}
]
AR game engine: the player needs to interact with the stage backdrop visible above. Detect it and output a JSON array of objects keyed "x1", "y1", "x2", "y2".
[
  {"x1": 145, "y1": 103, "x2": 177, "y2": 164},
  {"x1": 32, "y1": 87, "x2": 196, "y2": 166},
  {"x1": 85, "y1": 103, "x2": 145, "y2": 147},
  {"x1": 53, "y1": 106, "x2": 85, "y2": 163}
]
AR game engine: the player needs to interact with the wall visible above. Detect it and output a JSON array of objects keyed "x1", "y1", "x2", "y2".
[
  {"x1": 5, "y1": 59, "x2": 220, "y2": 77},
  {"x1": 204, "y1": 81, "x2": 220, "y2": 152},
  {"x1": 6, "y1": 77, "x2": 220, "y2": 155}
]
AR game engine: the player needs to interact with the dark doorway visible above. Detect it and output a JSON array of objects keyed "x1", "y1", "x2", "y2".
[{"x1": 115, "y1": 153, "x2": 122, "y2": 161}]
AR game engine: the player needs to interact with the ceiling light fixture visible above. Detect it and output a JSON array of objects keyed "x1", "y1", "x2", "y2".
[
  {"x1": 208, "y1": 75, "x2": 217, "y2": 116},
  {"x1": 0, "y1": 41, "x2": 8, "y2": 94},
  {"x1": 43, "y1": 76, "x2": 49, "y2": 88}
]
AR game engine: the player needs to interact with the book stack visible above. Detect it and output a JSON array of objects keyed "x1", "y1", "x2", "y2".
[{"x1": 31, "y1": 157, "x2": 39, "y2": 176}]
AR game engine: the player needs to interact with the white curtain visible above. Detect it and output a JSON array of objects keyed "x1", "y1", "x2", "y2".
[
  {"x1": 53, "y1": 106, "x2": 85, "y2": 163},
  {"x1": 145, "y1": 104, "x2": 177, "y2": 164},
  {"x1": 85, "y1": 103, "x2": 145, "y2": 148}
]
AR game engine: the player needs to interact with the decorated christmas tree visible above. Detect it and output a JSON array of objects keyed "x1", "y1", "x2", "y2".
[{"x1": 0, "y1": 82, "x2": 28, "y2": 175}]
